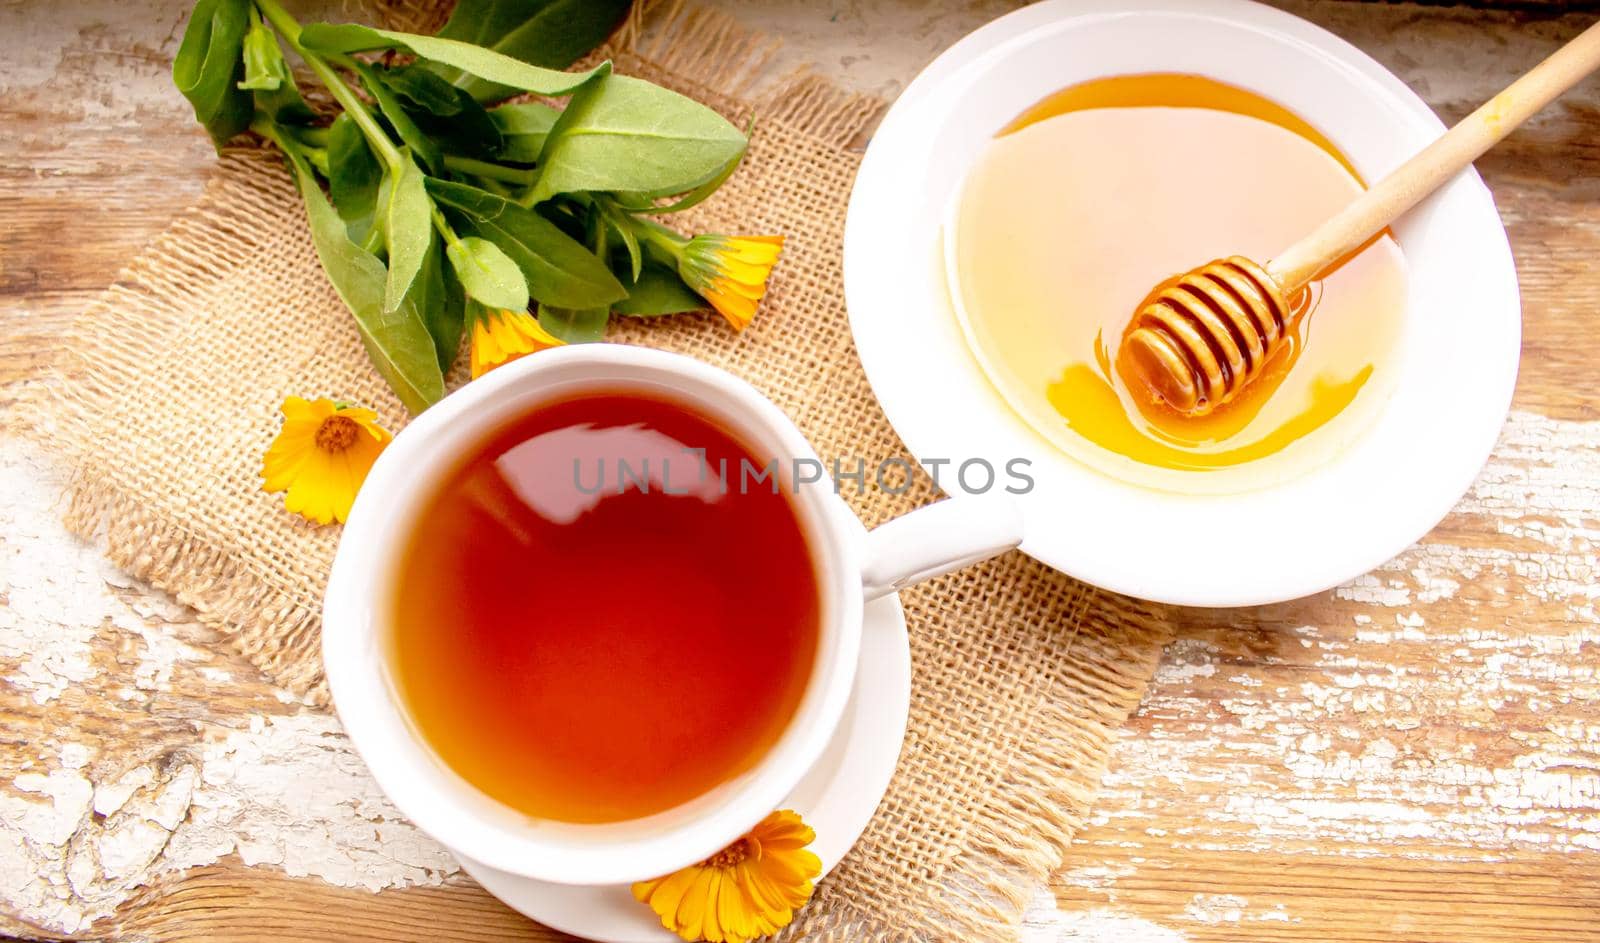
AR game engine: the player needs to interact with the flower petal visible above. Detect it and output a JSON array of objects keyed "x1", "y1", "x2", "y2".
[
  {"x1": 632, "y1": 810, "x2": 818, "y2": 942},
  {"x1": 261, "y1": 430, "x2": 316, "y2": 494},
  {"x1": 282, "y1": 451, "x2": 341, "y2": 525},
  {"x1": 638, "y1": 865, "x2": 701, "y2": 933},
  {"x1": 676, "y1": 867, "x2": 718, "y2": 943},
  {"x1": 470, "y1": 307, "x2": 565, "y2": 378},
  {"x1": 714, "y1": 868, "x2": 757, "y2": 943},
  {"x1": 280, "y1": 395, "x2": 332, "y2": 423},
  {"x1": 263, "y1": 396, "x2": 391, "y2": 526},
  {"x1": 631, "y1": 876, "x2": 663, "y2": 904},
  {"x1": 680, "y1": 234, "x2": 783, "y2": 332}
]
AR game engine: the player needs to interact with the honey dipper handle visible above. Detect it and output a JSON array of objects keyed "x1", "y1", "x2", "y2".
[{"x1": 1267, "y1": 19, "x2": 1600, "y2": 291}]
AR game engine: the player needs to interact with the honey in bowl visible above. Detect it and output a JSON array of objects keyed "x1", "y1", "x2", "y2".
[
  {"x1": 389, "y1": 391, "x2": 820, "y2": 824},
  {"x1": 947, "y1": 74, "x2": 1409, "y2": 493}
]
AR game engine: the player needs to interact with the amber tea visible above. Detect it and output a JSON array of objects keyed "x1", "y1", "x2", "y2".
[{"x1": 389, "y1": 390, "x2": 821, "y2": 824}]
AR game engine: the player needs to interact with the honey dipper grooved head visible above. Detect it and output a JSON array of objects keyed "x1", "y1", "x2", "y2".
[{"x1": 1118, "y1": 256, "x2": 1291, "y2": 417}]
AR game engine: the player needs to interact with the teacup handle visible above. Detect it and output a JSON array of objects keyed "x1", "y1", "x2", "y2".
[{"x1": 861, "y1": 497, "x2": 1024, "y2": 600}]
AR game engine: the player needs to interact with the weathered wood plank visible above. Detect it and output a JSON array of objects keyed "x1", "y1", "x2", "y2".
[{"x1": 112, "y1": 868, "x2": 569, "y2": 943}]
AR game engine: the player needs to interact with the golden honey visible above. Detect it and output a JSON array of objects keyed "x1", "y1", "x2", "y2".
[{"x1": 948, "y1": 74, "x2": 1408, "y2": 492}]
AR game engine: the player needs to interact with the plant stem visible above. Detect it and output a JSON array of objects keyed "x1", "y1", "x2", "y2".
[
  {"x1": 253, "y1": 117, "x2": 315, "y2": 180},
  {"x1": 291, "y1": 126, "x2": 330, "y2": 147},
  {"x1": 252, "y1": 0, "x2": 404, "y2": 172},
  {"x1": 303, "y1": 146, "x2": 330, "y2": 176},
  {"x1": 442, "y1": 155, "x2": 538, "y2": 186},
  {"x1": 431, "y1": 207, "x2": 464, "y2": 252},
  {"x1": 251, "y1": 116, "x2": 289, "y2": 154},
  {"x1": 477, "y1": 177, "x2": 514, "y2": 199},
  {"x1": 620, "y1": 211, "x2": 689, "y2": 262}
]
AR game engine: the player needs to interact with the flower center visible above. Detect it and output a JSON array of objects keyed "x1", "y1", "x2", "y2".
[
  {"x1": 702, "y1": 838, "x2": 751, "y2": 870},
  {"x1": 314, "y1": 415, "x2": 361, "y2": 453}
]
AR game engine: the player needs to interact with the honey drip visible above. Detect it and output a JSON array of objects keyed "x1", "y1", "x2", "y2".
[{"x1": 949, "y1": 73, "x2": 1408, "y2": 491}]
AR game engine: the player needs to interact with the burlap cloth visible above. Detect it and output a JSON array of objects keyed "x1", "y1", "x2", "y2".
[{"x1": 31, "y1": 3, "x2": 1174, "y2": 940}]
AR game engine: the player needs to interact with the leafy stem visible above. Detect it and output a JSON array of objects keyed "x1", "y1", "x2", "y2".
[
  {"x1": 431, "y1": 206, "x2": 464, "y2": 251},
  {"x1": 291, "y1": 126, "x2": 330, "y2": 147},
  {"x1": 513, "y1": 182, "x2": 542, "y2": 209},
  {"x1": 252, "y1": 0, "x2": 404, "y2": 172},
  {"x1": 249, "y1": 115, "x2": 290, "y2": 156},
  {"x1": 173, "y1": 0, "x2": 760, "y2": 409},
  {"x1": 616, "y1": 209, "x2": 689, "y2": 263},
  {"x1": 442, "y1": 155, "x2": 538, "y2": 186}
]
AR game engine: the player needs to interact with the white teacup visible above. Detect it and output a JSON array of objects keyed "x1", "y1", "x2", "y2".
[{"x1": 323, "y1": 344, "x2": 1022, "y2": 886}]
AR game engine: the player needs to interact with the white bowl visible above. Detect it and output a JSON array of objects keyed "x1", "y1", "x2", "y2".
[{"x1": 844, "y1": 0, "x2": 1519, "y2": 606}]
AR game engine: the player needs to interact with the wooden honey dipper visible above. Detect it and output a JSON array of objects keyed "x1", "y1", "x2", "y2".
[{"x1": 1119, "y1": 20, "x2": 1600, "y2": 417}]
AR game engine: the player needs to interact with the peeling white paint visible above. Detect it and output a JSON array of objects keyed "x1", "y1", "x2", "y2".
[
  {"x1": 1153, "y1": 639, "x2": 1218, "y2": 685},
  {"x1": 1183, "y1": 893, "x2": 1249, "y2": 924},
  {"x1": 1076, "y1": 410, "x2": 1600, "y2": 911},
  {"x1": 1022, "y1": 888, "x2": 1188, "y2": 943},
  {"x1": 1335, "y1": 575, "x2": 1414, "y2": 607},
  {"x1": 0, "y1": 440, "x2": 459, "y2": 934},
  {"x1": 1, "y1": 448, "x2": 113, "y2": 704},
  {"x1": 174, "y1": 714, "x2": 457, "y2": 890},
  {"x1": 1059, "y1": 862, "x2": 1137, "y2": 891},
  {"x1": 2, "y1": 770, "x2": 95, "y2": 848}
]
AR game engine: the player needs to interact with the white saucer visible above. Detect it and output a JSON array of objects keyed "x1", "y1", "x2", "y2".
[
  {"x1": 843, "y1": 0, "x2": 1519, "y2": 606},
  {"x1": 458, "y1": 592, "x2": 911, "y2": 943}
]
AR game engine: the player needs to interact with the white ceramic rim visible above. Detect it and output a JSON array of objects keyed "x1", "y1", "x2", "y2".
[
  {"x1": 323, "y1": 345, "x2": 865, "y2": 886},
  {"x1": 844, "y1": 0, "x2": 1520, "y2": 606}
]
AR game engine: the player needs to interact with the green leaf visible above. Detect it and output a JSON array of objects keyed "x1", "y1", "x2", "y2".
[
  {"x1": 431, "y1": 0, "x2": 631, "y2": 102},
  {"x1": 238, "y1": 10, "x2": 313, "y2": 123},
  {"x1": 236, "y1": 20, "x2": 280, "y2": 90},
  {"x1": 374, "y1": 64, "x2": 502, "y2": 159},
  {"x1": 425, "y1": 88, "x2": 504, "y2": 159},
  {"x1": 531, "y1": 74, "x2": 747, "y2": 203},
  {"x1": 590, "y1": 198, "x2": 641, "y2": 280},
  {"x1": 640, "y1": 144, "x2": 747, "y2": 214},
  {"x1": 588, "y1": 194, "x2": 636, "y2": 275},
  {"x1": 539, "y1": 304, "x2": 609, "y2": 342},
  {"x1": 608, "y1": 122, "x2": 749, "y2": 215},
  {"x1": 302, "y1": 146, "x2": 330, "y2": 176},
  {"x1": 612, "y1": 262, "x2": 707, "y2": 316},
  {"x1": 490, "y1": 102, "x2": 559, "y2": 163},
  {"x1": 374, "y1": 62, "x2": 463, "y2": 115},
  {"x1": 353, "y1": 61, "x2": 442, "y2": 174},
  {"x1": 298, "y1": 22, "x2": 610, "y2": 98},
  {"x1": 538, "y1": 195, "x2": 591, "y2": 244},
  {"x1": 428, "y1": 179, "x2": 626, "y2": 309},
  {"x1": 327, "y1": 114, "x2": 382, "y2": 245},
  {"x1": 436, "y1": 259, "x2": 468, "y2": 372},
  {"x1": 610, "y1": 213, "x2": 642, "y2": 280},
  {"x1": 382, "y1": 159, "x2": 433, "y2": 315},
  {"x1": 446, "y1": 235, "x2": 530, "y2": 310},
  {"x1": 282, "y1": 150, "x2": 444, "y2": 414},
  {"x1": 409, "y1": 233, "x2": 465, "y2": 374},
  {"x1": 172, "y1": 0, "x2": 252, "y2": 149}
]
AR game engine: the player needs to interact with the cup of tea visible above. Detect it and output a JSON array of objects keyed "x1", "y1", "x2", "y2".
[{"x1": 322, "y1": 344, "x2": 1022, "y2": 886}]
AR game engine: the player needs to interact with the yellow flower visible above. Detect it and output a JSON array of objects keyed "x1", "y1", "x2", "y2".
[
  {"x1": 261, "y1": 397, "x2": 391, "y2": 525},
  {"x1": 632, "y1": 810, "x2": 821, "y2": 943},
  {"x1": 678, "y1": 235, "x2": 784, "y2": 331},
  {"x1": 470, "y1": 307, "x2": 565, "y2": 378}
]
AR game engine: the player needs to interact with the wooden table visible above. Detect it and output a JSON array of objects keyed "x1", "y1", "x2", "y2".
[{"x1": 3, "y1": 1, "x2": 1598, "y2": 941}]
